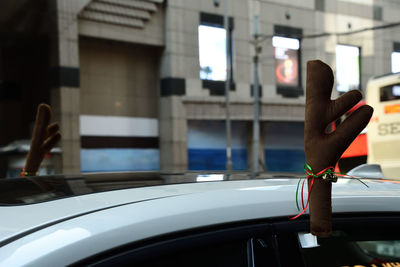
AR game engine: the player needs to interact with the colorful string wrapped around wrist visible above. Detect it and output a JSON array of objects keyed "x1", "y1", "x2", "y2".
[
  {"x1": 290, "y1": 164, "x2": 368, "y2": 220},
  {"x1": 19, "y1": 168, "x2": 38, "y2": 177}
]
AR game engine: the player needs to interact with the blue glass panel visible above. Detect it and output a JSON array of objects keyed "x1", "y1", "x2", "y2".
[
  {"x1": 265, "y1": 149, "x2": 305, "y2": 173},
  {"x1": 81, "y1": 148, "x2": 159, "y2": 172},
  {"x1": 188, "y1": 148, "x2": 247, "y2": 171}
]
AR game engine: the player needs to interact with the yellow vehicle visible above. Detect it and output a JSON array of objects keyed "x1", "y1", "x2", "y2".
[{"x1": 366, "y1": 72, "x2": 400, "y2": 178}]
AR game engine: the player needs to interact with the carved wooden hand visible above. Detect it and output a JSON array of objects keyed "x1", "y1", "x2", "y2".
[
  {"x1": 305, "y1": 60, "x2": 373, "y2": 236},
  {"x1": 24, "y1": 103, "x2": 61, "y2": 174}
]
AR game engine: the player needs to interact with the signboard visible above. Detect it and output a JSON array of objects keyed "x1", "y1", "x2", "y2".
[{"x1": 272, "y1": 36, "x2": 300, "y2": 88}]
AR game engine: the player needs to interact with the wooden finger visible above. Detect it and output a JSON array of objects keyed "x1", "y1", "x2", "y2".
[
  {"x1": 41, "y1": 132, "x2": 61, "y2": 154},
  {"x1": 327, "y1": 90, "x2": 362, "y2": 123},
  {"x1": 31, "y1": 104, "x2": 52, "y2": 148},
  {"x1": 46, "y1": 122, "x2": 60, "y2": 138},
  {"x1": 25, "y1": 103, "x2": 53, "y2": 173},
  {"x1": 306, "y1": 60, "x2": 335, "y2": 133},
  {"x1": 332, "y1": 105, "x2": 373, "y2": 157},
  {"x1": 306, "y1": 60, "x2": 334, "y2": 100}
]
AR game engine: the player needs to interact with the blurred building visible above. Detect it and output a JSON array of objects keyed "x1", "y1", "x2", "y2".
[{"x1": 0, "y1": 0, "x2": 400, "y2": 175}]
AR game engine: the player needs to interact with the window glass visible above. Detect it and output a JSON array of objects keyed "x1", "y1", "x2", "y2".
[
  {"x1": 357, "y1": 240, "x2": 400, "y2": 259},
  {"x1": 198, "y1": 25, "x2": 227, "y2": 81},
  {"x1": 262, "y1": 121, "x2": 305, "y2": 173},
  {"x1": 140, "y1": 239, "x2": 248, "y2": 267},
  {"x1": 85, "y1": 235, "x2": 279, "y2": 267},
  {"x1": 300, "y1": 231, "x2": 400, "y2": 267},
  {"x1": 392, "y1": 52, "x2": 400, "y2": 73},
  {"x1": 78, "y1": 225, "x2": 279, "y2": 267},
  {"x1": 336, "y1": 44, "x2": 361, "y2": 92},
  {"x1": 187, "y1": 120, "x2": 248, "y2": 171},
  {"x1": 272, "y1": 36, "x2": 300, "y2": 88},
  {"x1": 380, "y1": 83, "x2": 400, "y2": 102}
]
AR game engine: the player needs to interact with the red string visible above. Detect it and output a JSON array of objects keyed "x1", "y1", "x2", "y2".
[
  {"x1": 290, "y1": 176, "x2": 315, "y2": 220},
  {"x1": 290, "y1": 165, "x2": 368, "y2": 220},
  {"x1": 19, "y1": 168, "x2": 37, "y2": 177},
  {"x1": 290, "y1": 166, "x2": 333, "y2": 220},
  {"x1": 301, "y1": 179, "x2": 306, "y2": 210}
]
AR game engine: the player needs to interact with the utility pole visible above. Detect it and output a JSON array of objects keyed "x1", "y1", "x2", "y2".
[
  {"x1": 252, "y1": 15, "x2": 261, "y2": 176},
  {"x1": 224, "y1": 0, "x2": 233, "y2": 171}
]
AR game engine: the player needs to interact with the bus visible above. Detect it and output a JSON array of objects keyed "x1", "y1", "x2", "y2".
[{"x1": 366, "y1": 72, "x2": 400, "y2": 179}]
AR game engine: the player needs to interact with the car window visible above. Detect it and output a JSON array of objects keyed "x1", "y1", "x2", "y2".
[
  {"x1": 85, "y1": 216, "x2": 400, "y2": 267},
  {"x1": 357, "y1": 240, "x2": 400, "y2": 262},
  {"x1": 380, "y1": 84, "x2": 400, "y2": 102},
  {"x1": 268, "y1": 216, "x2": 400, "y2": 267},
  {"x1": 301, "y1": 238, "x2": 400, "y2": 267},
  {"x1": 298, "y1": 227, "x2": 400, "y2": 267},
  {"x1": 133, "y1": 238, "x2": 248, "y2": 267},
  {"x1": 75, "y1": 223, "x2": 278, "y2": 267}
]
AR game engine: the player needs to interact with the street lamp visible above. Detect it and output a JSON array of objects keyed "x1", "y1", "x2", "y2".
[{"x1": 252, "y1": 15, "x2": 261, "y2": 176}]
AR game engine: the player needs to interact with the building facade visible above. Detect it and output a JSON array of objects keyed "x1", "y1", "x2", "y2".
[{"x1": 1, "y1": 0, "x2": 400, "y2": 175}]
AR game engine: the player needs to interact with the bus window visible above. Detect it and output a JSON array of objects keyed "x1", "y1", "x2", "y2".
[
  {"x1": 380, "y1": 84, "x2": 400, "y2": 102},
  {"x1": 367, "y1": 73, "x2": 400, "y2": 179}
]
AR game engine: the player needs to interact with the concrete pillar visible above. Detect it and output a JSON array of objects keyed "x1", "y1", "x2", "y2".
[
  {"x1": 48, "y1": 0, "x2": 81, "y2": 174},
  {"x1": 159, "y1": 96, "x2": 187, "y2": 172},
  {"x1": 159, "y1": 4, "x2": 188, "y2": 171}
]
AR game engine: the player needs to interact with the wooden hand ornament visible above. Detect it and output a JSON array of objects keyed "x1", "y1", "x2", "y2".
[
  {"x1": 305, "y1": 60, "x2": 373, "y2": 236},
  {"x1": 24, "y1": 103, "x2": 61, "y2": 175}
]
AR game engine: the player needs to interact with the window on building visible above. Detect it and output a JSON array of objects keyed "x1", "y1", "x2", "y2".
[
  {"x1": 392, "y1": 42, "x2": 400, "y2": 73},
  {"x1": 336, "y1": 44, "x2": 361, "y2": 92},
  {"x1": 392, "y1": 52, "x2": 400, "y2": 73},
  {"x1": 198, "y1": 25, "x2": 227, "y2": 81},
  {"x1": 272, "y1": 36, "x2": 300, "y2": 88},
  {"x1": 198, "y1": 12, "x2": 234, "y2": 95},
  {"x1": 273, "y1": 25, "x2": 303, "y2": 97}
]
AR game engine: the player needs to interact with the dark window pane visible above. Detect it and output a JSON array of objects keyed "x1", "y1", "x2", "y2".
[
  {"x1": 142, "y1": 239, "x2": 248, "y2": 267},
  {"x1": 300, "y1": 230, "x2": 400, "y2": 267},
  {"x1": 380, "y1": 84, "x2": 400, "y2": 102}
]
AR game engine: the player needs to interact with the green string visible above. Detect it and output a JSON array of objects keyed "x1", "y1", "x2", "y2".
[
  {"x1": 295, "y1": 178, "x2": 302, "y2": 211},
  {"x1": 305, "y1": 163, "x2": 369, "y2": 187},
  {"x1": 295, "y1": 164, "x2": 369, "y2": 212}
]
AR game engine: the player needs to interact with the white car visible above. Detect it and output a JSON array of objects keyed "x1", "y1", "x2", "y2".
[{"x1": 0, "y1": 174, "x2": 400, "y2": 267}]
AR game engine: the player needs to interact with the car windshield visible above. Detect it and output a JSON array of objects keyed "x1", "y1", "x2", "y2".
[{"x1": 0, "y1": 0, "x2": 400, "y2": 183}]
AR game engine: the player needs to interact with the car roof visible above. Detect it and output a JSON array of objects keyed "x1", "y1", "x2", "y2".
[
  {"x1": 369, "y1": 71, "x2": 400, "y2": 81},
  {"x1": 1, "y1": 177, "x2": 400, "y2": 246}
]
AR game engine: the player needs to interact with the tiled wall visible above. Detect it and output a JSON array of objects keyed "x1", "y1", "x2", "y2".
[{"x1": 79, "y1": 37, "x2": 159, "y2": 118}]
